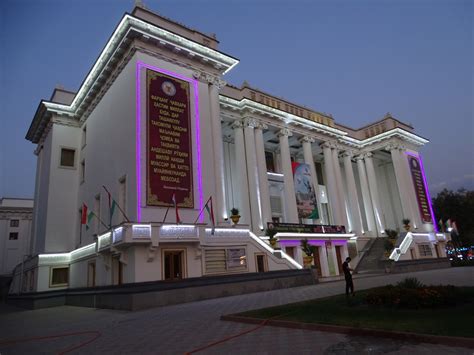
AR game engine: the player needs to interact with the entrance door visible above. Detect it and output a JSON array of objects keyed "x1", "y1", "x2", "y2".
[
  {"x1": 255, "y1": 254, "x2": 267, "y2": 273},
  {"x1": 435, "y1": 244, "x2": 440, "y2": 258},
  {"x1": 335, "y1": 246, "x2": 343, "y2": 274},
  {"x1": 112, "y1": 256, "x2": 123, "y2": 285},
  {"x1": 313, "y1": 247, "x2": 322, "y2": 277},
  {"x1": 87, "y1": 262, "x2": 96, "y2": 287},
  {"x1": 164, "y1": 251, "x2": 183, "y2": 280},
  {"x1": 410, "y1": 248, "x2": 416, "y2": 260}
]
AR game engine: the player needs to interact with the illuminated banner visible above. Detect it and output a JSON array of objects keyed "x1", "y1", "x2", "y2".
[
  {"x1": 147, "y1": 69, "x2": 193, "y2": 208},
  {"x1": 267, "y1": 222, "x2": 346, "y2": 234},
  {"x1": 292, "y1": 162, "x2": 319, "y2": 219},
  {"x1": 407, "y1": 155, "x2": 432, "y2": 224}
]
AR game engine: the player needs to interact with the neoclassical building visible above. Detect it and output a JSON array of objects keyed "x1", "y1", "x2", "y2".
[{"x1": 9, "y1": 6, "x2": 448, "y2": 295}]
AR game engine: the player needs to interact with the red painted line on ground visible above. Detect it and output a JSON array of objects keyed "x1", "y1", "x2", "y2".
[{"x1": 0, "y1": 330, "x2": 102, "y2": 354}]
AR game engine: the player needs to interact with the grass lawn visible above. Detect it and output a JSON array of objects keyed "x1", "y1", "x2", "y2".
[{"x1": 239, "y1": 287, "x2": 474, "y2": 338}]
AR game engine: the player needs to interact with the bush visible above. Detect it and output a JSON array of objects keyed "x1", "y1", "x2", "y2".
[
  {"x1": 365, "y1": 279, "x2": 471, "y2": 309},
  {"x1": 396, "y1": 277, "x2": 424, "y2": 289},
  {"x1": 451, "y1": 259, "x2": 474, "y2": 267}
]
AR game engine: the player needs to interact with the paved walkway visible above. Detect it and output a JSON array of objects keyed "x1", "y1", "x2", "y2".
[{"x1": 0, "y1": 267, "x2": 473, "y2": 354}]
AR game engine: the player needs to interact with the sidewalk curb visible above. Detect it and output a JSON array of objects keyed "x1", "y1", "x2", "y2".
[{"x1": 221, "y1": 315, "x2": 474, "y2": 349}]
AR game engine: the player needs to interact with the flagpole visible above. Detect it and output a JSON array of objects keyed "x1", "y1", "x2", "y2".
[
  {"x1": 102, "y1": 185, "x2": 130, "y2": 223},
  {"x1": 162, "y1": 207, "x2": 170, "y2": 223},
  {"x1": 194, "y1": 196, "x2": 211, "y2": 224}
]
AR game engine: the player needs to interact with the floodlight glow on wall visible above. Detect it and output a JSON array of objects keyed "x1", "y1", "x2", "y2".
[{"x1": 136, "y1": 61, "x2": 203, "y2": 223}]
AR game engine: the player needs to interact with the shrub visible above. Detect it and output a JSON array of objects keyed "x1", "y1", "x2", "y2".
[{"x1": 396, "y1": 277, "x2": 424, "y2": 289}]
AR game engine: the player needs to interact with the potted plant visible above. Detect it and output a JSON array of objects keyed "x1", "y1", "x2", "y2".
[
  {"x1": 230, "y1": 208, "x2": 240, "y2": 225},
  {"x1": 402, "y1": 218, "x2": 411, "y2": 232},
  {"x1": 301, "y1": 239, "x2": 317, "y2": 269},
  {"x1": 265, "y1": 228, "x2": 278, "y2": 248}
]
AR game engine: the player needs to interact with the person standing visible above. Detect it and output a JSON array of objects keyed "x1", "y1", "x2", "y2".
[{"x1": 342, "y1": 257, "x2": 355, "y2": 296}]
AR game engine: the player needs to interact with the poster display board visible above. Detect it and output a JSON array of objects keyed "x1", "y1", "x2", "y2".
[
  {"x1": 407, "y1": 155, "x2": 432, "y2": 223},
  {"x1": 146, "y1": 69, "x2": 193, "y2": 208},
  {"x1": 292, "y1": 162, "x2": 319, "y2": 219}
]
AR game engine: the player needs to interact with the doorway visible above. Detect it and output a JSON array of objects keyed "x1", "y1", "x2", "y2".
[
  {"x1": 313, "y1": 247, "x2": 322, "y2": 277},
  {"x1": 87, "y1": 261, "x2": 96, "y2": 287},
  {"x1": 164, "y1": 251, "x2": 184, "y2": 280},
  {"x1": 112, "y1": 256, "x2": 123, "y2": 285},
  {"x1": 255, "y1": 253, "x2": 268, "y2": 273}
]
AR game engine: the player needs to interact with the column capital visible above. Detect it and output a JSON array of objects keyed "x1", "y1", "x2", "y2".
[
  {"x1": 192, "y1": 71, "x2": 226, "y2": 88},
  {"x1": 243, "y1": 117, "x2": 258, "y2": 128},
  {"x1": 300, "y1": 136, "x2": 315, "y2": 144},
  {"x1": 354, "y1": 154, "x2": 365, "y2": 161},
  {"x1": 340, "y1": 150, "x2": 355, "y2": 159},
  {"x1": 254, "y1": 121, "x2": 268, "y2": 130},
  {"x1": 384, "y1": 142, "x2": 405, "y2": 152},
  {"x1": 364, "y1": 151, "x2": 374, "y2": 158},
  {"x1": 213, "y1": 79, "x2": 227, "y2": 89},
  {"x1": 231, "y1": 120, "x2": 244, "y2": 130},
  {"x1": 277, "y1": 128, "x2": 292, "y2": 137},
  {"x1": 320, "y1": 141, "x2": 336, "y2": 149}
]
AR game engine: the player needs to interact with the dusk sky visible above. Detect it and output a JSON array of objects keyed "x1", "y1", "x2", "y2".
[{"x1": 1, "y1": 0, "x2": 472, "y2": 199}]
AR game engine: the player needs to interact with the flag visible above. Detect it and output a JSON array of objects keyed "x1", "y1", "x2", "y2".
[
  {"x1": 81, "y1": 203, "x2": 96, "y2": 230},
  {"x1": 172, "y1": 192, "x2": 181, "y2": 224},
  {"x1": 102, "y1": 185, "x2": 117, "y2": 228},
  {"x1": 81, "y1": 203, "x2": 88, "y2": 225},
  {"x1": 86, "y1": 210, "x2": 95, "y2": 231},
  {"x1": 204, "y1": 197, "x2": 215, "y2": 234}
]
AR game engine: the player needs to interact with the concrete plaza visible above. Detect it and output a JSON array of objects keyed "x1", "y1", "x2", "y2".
[{"x1": 0, "y1": 267, "x2": 473, "y2": 354}]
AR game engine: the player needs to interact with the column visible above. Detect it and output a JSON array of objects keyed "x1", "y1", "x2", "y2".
[
  {"x1": 342, "y1": 151, "x2": 363, "y2": 234},
  {"x1": 209, "y1": 81, "x2": 228, "y2": 221},
  {"x1": 364, "y1": 152, "x2": 385, "y2": 234},
  {"x1": 243, "y1": 118, "x2": 263, "y2": 232},
  {"x1": 254, "y1": 123, "x2": 272, "y2": 230},
  {"x1": 332, "y1": 147, "x2": 349, "y2": 229},
  {"x1": 231, "y1": 121, "x2": 251, "y2": 224},
  {"x1": 301, "y1": 137, "x2": 323, "y2": 223},
  {"x1": 329, "y1": 244, "x2": 340, "y2": 276},
  {"x1": 321, "y1": 142, "x2": 342, "y2": 225},
  {"x1": 278, "y1": 128, "x2": 299, "y2": 223},
  {"x1": 386, "y1": 144, "x2": 416, "y2": 228},
  {"x1": 318, "y1": 246, "x2": 330, "y2": 277},
  {"x1": 355, "y1": 155, "x2": 376, "y2": 235}
]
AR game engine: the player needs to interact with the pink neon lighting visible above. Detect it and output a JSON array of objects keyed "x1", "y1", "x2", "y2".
[
  {"x1": 278, "y1": 239, "x2": 348, "y2": 245},
  {"x1": 405, "y1": 152, "x2": 438, "y2": 232},
  {"x1": 135, "y1": 60, "x2": 203, "y2": 222}
]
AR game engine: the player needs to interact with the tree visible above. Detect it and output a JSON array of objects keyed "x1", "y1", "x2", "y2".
[{"x1": 432, "y1": 189, "x2": 474, "y2": 247}]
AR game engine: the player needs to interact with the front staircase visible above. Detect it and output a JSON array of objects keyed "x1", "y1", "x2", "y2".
[{"x1": 355, "y1": 237, "x2": 387, "y2": 274}]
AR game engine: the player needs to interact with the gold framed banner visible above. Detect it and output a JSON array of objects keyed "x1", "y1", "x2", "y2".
[{"x1": 146, "y1": 69, "x2": 194, "y2": 208}]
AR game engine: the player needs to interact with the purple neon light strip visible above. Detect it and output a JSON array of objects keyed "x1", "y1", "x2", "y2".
[
  {"x1": 135, "y1": 60, "x2": 203, "y2": 222},
  {"x1": 278, "y1": 239, "x2": 348, "y2": 245},
  {"x1": 405, "y1": 151, "x2": 438, "y2": 232},
  {"x1": 136, "y1": 62, "x2": 142, "y2": 222}
]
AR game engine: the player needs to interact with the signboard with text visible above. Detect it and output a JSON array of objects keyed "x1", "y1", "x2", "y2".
[
  {"x1": 146, "y1": 69, "x2": 194, "y2": 207},
  {"x1": 267, "y1": 222, "x2": 346, "y2": 234},
  {"x1": 407, "y1": 155, "x2": 432, "y2": 224}
]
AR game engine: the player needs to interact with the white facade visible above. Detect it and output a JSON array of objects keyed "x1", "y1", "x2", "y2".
[
  {"x1": 0, "y1": 198, "x2": 33, "y2": 276},
  {"x1": 13, "y1": 6, "x2": 446, "y2": 294}
]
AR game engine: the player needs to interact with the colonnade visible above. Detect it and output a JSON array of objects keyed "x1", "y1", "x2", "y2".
[{"x1": 211, "y1": 108, "x2": 427, "y2": 235}]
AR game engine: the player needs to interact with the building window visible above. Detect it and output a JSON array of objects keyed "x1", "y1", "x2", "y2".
[
  {"x1": 50, "y1": 267, "x2": 69, "y2": 287},
  {"x1": 265, "y1": 151, "x2": 275, "y2": 172},
  {"x1": 82, "y1": 125, "x2": 87, "y2": 148},
  {"x1": 418, "y1": 244, "x2": 433, "y2": 257},
  {"x1": 80, "y1": 160, "x2": 85, "y2": 183},
  {"x1": 60, "y1": 148, "x2": 76, "y2": 168},
  {"x1": 9, "y1": 232, "x2": 19, "y2": 240},
  {"x1": 10, "y1": 219, "x2": 19, "y2": 227}
]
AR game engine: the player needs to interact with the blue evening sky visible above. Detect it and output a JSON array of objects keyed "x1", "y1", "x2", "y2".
[{"x1": 0, "y1": 0, "x2": 472, "y2": 199}]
